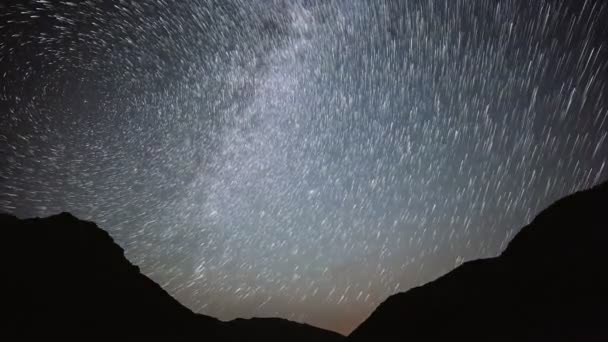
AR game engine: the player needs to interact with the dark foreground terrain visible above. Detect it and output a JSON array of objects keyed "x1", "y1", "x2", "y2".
[
  {"x1": 3, "y1": 181, "x2": 607, "y2": 340},
  {"x1": 349, "y1": 181, "x2": 608, "y2": 341},
  {"x1": 1, "y1": 212, "x2": 344, "y2": 341}
]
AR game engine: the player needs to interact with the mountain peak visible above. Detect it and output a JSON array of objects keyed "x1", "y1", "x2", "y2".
[
  {"x1": 2, "y1": 212, "x2": 343, "y2": 340},
  {"x1": 4, "y1": 180, "x2": 606, "y2": 339},
  {"x1": 348, "y1": 181, "x2": 608, "y2": 341}
]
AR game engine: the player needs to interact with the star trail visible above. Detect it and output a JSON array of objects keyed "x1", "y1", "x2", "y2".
[{"x1": 1, "y1": 0, "x2": 607, "y2": 334}]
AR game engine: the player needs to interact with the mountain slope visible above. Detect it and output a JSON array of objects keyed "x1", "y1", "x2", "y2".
[
  {"x1": 348, "y1": 181, "x2": 608, "y2": 341},
  {"x1": 4, "y1": 182, "x2": 607, "y2": 340},
  {"x1": 1, "y1": 212, "x2": 343, "y2": 340}
]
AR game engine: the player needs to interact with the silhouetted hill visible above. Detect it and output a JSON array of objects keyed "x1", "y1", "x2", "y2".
[
  {"x1": 4, "y1": 182, "x2": 607, "y2": 340},
  {"x1": 2, "y1": 212, "x2": 344, "y2": 340},
  {"x1": 348, "y1": 181, "x2": 608, "y2": 341}
]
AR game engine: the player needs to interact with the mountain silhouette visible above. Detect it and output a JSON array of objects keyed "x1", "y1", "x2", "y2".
[
  {"x1": 3, "y1": 181, "x2": 607, "y2": 340},
  {"x1": 2, "y1": 212, "x2": 344, "y2": 340},
  {"x1": 348, "y1": 181, "x2": 608, "y2": 341}
]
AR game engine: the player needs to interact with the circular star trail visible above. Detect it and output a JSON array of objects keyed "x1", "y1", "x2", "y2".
[{"x1": 1, "y1": 0, "x2": 607, "y2": 334}]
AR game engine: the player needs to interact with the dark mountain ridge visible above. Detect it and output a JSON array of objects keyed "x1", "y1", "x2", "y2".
[
  {"x1": 3, "y1": 181, "x2": 607, "y2": 340},
  {"x1": 348, "y1": 181, "x2": 608, "y2": 341},
  {"x1": 2, "y1": 212, "x2": 344, "y2": 340}
]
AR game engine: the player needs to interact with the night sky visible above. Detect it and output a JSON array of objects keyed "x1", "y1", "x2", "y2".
[{"x1": 1, "y1": 0, "x2": 607, "y2": 334}]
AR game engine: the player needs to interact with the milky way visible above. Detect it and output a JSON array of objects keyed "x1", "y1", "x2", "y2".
[{"x1": 1, "y1": 0, "x2": 607, "y2": 334}]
